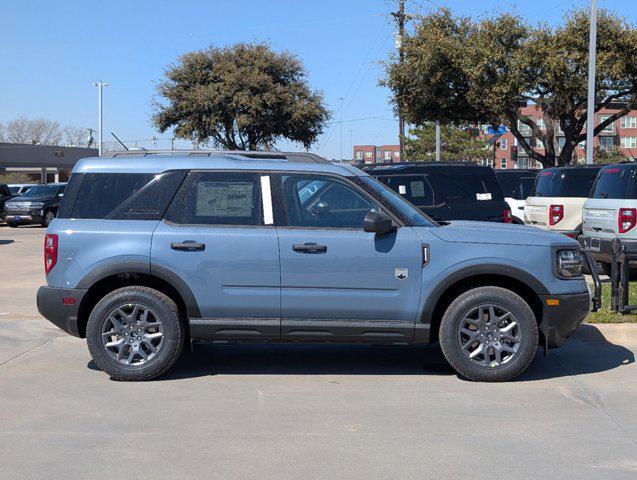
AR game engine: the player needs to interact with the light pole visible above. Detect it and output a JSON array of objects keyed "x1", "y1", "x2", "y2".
[
  {"x1": 92, "y1": 80, "x2": 109, "y2": 156},
  {"x1": 435, "y1": 121, "x2": 441, "y2": 162},
  {"x1": 585, "y1": 0, "x2": 597, "y2": 165}
]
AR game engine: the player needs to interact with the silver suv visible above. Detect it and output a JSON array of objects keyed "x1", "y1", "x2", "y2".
[{"x1": 580, "y1": 163, "x2": 637, "y2": 275}]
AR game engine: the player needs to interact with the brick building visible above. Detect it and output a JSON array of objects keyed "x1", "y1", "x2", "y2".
[
  {"x1": 353, "y1": 144, "x2": 401, "y2": 164},
  {"x1": 493, "y1": 104, "x2": 637, "y2": 169}
]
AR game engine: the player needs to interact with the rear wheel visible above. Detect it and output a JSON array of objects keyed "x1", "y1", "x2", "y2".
[
  {"x1": 439, "y1": 286, "x2": 538, "y2": 382},
  {"x1": 86, "y1": 286, "x2": 185, "y2": 381}
]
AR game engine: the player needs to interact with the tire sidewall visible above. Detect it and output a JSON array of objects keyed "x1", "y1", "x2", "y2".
[
  {"x1": 86, "y1": 287, "x2": 184, "y2": 380},
  {"x1": 440, "y1": 287, "x2": 538, "y2": 382}
]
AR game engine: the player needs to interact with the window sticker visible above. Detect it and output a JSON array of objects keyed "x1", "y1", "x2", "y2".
[
  {"x1": 410, "y1": 181, "x2": 425, "y2": 197},
  {"x1": 476, "y1": 193, "x2": 492, "y2": 201},
  {"x1": 196, "y1": 181, "x2": 253, "y2": 217},
  {"x1": 398, "y1": 185, "x2": 407, "y2": 195}
]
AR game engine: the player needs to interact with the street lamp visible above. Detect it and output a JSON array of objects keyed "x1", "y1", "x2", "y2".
[
  {"x1": 92, "y1": 81, "x2": 109, "y2": 156},
  {"x1": 585, "y1": 0, "x2": 597, "y2": 165}
]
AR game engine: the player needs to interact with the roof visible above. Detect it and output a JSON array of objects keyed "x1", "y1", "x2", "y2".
[
  {"x1": 362, "y1": 161, "x2": 495, "y2": 174},
  {"x1": 74, "y1": 150, "x2": 365, "y2": 176}
]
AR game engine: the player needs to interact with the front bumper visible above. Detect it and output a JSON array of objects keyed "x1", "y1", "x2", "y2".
[
  {"x1": 579, "y1": 234, "x2": 637, "y2": 264},
  {"x1": 37, "y1": 286, "x2": 87, "y2": 337},
  {"x1": 4, "y1": 212, "x2": 44, "y2": 224},
  {"x1": 539, "y1": 292, "x2": 591, "y2": 348}
]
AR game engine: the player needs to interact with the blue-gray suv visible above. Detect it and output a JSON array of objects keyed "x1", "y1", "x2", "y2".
[{"x1": 36, "y1": 151, "x2": 599, "y2": 382}]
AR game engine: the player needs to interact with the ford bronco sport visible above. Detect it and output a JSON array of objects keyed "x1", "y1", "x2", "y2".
[
  {"x1": 580, "y1": 163, "x2": 637, "y2": 275},
  {"x1": 524, "y1": 165, "x2": 601, "y2": 238},
  {"x1": 37, "y1": 151, "x2": 597, "y2": 382}
]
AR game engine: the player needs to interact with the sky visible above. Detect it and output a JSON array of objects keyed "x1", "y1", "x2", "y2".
[{"x1": 0, "y1": 0, "x2": 634, "y2": 159}]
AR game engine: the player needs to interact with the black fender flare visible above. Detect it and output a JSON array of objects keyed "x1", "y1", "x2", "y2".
[
  {"x1": 76, "y1": 261, "x2": 201, "y2": 318},
  {"x1": 419, "y1": 263, "x2": 549, "y2": 325}
]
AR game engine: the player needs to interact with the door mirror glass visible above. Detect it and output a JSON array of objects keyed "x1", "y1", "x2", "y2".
[{"x1": 363, "y1": 211, "x2": 396, "y2": 234}]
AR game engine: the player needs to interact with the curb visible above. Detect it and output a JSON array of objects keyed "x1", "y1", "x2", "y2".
[{"x1": 574, "y1": 323, "x2": 637, "y2": 344}]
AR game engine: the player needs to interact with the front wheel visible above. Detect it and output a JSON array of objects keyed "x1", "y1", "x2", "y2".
[
  {"x1": 439, "y1": 286, "x2": 538, "y2": 382},
  {"x1": 41, "y1": 210, "x2": 55, "y2": 227},
  {"x1": 86, "y1": 286, "x2": 185, "y2": 381}
]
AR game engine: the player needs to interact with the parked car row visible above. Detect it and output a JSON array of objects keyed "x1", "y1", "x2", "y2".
[{"x1": 0, "y1": 182, "x2": 66, "y2": 227}]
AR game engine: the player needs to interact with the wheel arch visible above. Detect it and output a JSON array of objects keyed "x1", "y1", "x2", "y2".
[
  {"x1": 75, "y1": 262, "x2": 200, "y2": 338},
  {"x1": 421, "y1": 264, "x2": 547, "y2": 344}
]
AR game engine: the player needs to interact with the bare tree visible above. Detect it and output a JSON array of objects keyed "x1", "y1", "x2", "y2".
[
  {"x1": 63, "y1": 126, "x2": 87, "y2": 147},
  {"x1": 0, "y1": 122, "x2": 5, "y2": 142}
]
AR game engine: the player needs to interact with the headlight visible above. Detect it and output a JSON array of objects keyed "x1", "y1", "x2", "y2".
[{"x1": 556, "y1": 249, "x2": 583, "y2": 278}]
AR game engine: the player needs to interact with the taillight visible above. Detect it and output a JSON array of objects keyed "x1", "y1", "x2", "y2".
[
  {"x1": 549, "y1": 204, "x2": 564, "y2": 226},
  {"x1": 503, "y1": 210, "x2": 512, "y2": 223},
  {"x1": 44, "y1": 234, "x2": 58, "y2": 275},
  {"x1": 618, "y1": 208, "x2": 636, "y2": 234}
]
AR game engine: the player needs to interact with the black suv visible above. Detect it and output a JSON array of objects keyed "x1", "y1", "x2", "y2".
[
  {"x1": 0, "y1": 184, "x2": 15, "y2": 220},
  {"x1": 4, "y1": 183, "x2": 66, "y2": 227},
  {"x1": 362, "y1": 162, "x2": 511, "y2": 223}
]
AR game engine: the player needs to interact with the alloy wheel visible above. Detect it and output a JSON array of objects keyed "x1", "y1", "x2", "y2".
[
  {"x1": 457, "y1": 304, "x2": 521, "y2": 367},
  {"x1": 101, "y1": 303, "x2": 164, "y2": 366}
]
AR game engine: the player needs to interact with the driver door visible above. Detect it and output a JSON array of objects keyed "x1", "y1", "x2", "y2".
[{"x1": 274, "y1": 173, "x2": 423, "y2": 343}]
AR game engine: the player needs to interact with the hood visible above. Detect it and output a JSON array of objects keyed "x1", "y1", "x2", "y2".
[
  {"x1": 428, "y1": 220, "x2": 577, "y2": 247},
  {"x1": 7, "y1": 195, "x2": 56, "y2": 203}
]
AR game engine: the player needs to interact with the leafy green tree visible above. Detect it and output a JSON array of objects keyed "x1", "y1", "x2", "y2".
[
  {"x1": 384, "y1": 8, "x2": 637, "y2": 167},
  {"x1": 153, "y1": 42, "x2": 330, "y2": 150},
  {"x1": 405, "y1": 123, "x2": 490, "y2": 162},
  {"x1": 596, "y1": 147, "x2": 629, "y2": 164}
]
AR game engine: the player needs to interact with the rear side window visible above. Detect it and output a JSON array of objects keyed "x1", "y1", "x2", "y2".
[
  {"x1": 178, "y1": 172, "x2": 262, "y2": 226},
  {"x1": 591, "y1": 166, "x2": 634, "y2": 199},
  {"x1": 68, "y1": 172, "x2": 186, "y2": 220},
  {"x1": 497, "y1": 175, "x2": 537, "y2": 200},
  {"x1": 532, "y1": 171, "x2": 559, "y2": 197},
  {"x1": 376, "y1": 176, "x2": 436, "y2": 206},
  {"x1": 428, "y1": 173, "x2": 504, "y2": 202}
]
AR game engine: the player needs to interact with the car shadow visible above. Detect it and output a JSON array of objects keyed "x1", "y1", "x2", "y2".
[
  {"x1": 87, "y1": 324, "x2": 634, "y2": 382},
  {"x1": 0, "y1": 240, "x2": 15, "y2": 245}
]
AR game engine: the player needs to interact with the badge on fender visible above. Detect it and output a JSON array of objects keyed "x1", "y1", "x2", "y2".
[{"x1": 395, "y1": 268, "x2": 408, "y2": 280}]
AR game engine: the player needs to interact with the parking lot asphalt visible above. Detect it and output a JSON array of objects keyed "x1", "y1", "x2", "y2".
[{"x1": 1, "y1": 226, "x2": 637, "y2": 479}]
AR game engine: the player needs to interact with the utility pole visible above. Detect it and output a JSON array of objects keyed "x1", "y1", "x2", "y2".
[
  {"x1": 339, "y1": 97, "x2": 344, "y2": 162},
  {"x1": 92, "y1": 80, "x2": 109, "y2": 156},
  {"x1": 435, "y1": 122, "x2": 441, "y2": 162},
  {"x1": 392, "y1": 0, "x2": 407, "y2": 162},
  {"x1": 585, "y1": 0, "x2": 597, "y2": 165}
]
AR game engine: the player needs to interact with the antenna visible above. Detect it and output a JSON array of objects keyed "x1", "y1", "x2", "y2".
[{"x1": 110, "y1": 132, "x2": 129, "y2": 150}]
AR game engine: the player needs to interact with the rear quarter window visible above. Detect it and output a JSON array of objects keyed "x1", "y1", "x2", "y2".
[
  {"x1": 428, "y1": 172, "x2": 504, "y2": 202},
  {"x1": 376, "y1": 175, "x2": 436, "y2": 206},
  {"x1": 67, "y1": 172, "x2": 186, "y2": 220}
]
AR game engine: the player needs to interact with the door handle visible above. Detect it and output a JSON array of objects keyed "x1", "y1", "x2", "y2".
[
  {"x1": 292, "y1": 242, "x2": 327, "y2": 254},
  {"x1": 171, "y1": 241, "x2": 206, "y2": 252}
]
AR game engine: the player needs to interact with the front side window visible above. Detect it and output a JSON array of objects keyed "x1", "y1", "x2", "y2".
[
  {"x1": 280, "y1": 174, "x2": 377, "y2": 229},
  {"x1": 181, "y1": 172, "x2": 262, "y2": 225}
]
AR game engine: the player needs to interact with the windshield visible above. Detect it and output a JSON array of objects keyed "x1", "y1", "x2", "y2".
[
  {"x1": 532, "y1": 169, "x2": 598, "y2": 198},
  {"x1": 591, "y1": 166, "x2": 634, "y2": 199},
  {"x1": 9, "y1": 186, "x2": 20, "y2": 195},
  {"x1": 20, "y1": 184, "x2": 63, "y2": 197},
  {"x1": 355, "y1": 176, "x2": 436, "y2": 227}
]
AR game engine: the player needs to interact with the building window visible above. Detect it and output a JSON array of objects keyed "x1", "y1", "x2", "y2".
[
  {"x1": 355, "y1": 151, "x2": 363, "y2": 160},
  {"x1": 384, "y1": 151, "x2": 392, "y2": 161},
  {"x1": 536, "y1": 139, "x2": 544, "y2": 150},
  {"x1": 557, "y1": 137, "x2": 566, "y2": 153},
  {"x1": 599, "y1": 115, "x2": 615, "y2": 134},
  {"x1": 376, "y1": 150, "x2": 382, "y2": 159},
  {"x1": 537, "y1": 118, "x2": 546, "y2": 130},
  {"x1": 599, "y1": 136, "x2": 614, "y2": 151},
  {"x1": 621, "y1": 137, "x2": 637, "y2": 149},
  {"x1": 393, "y1": 151, "x2": 400, "y2": 158},
  {"x1": 364, "y1": 151, "x2": 372, "y2": 159},
  {"x1": 621, "y1": 116, "x2": 637, "y2": 129},
  {"x1": 517, "y1": 120, "x2": 532, "y2": 135},
  {"x1": 500, "y1": 138, "x2": 507, "y2": 150},
  {"x1": 500, "y1": 158, "x2": 507, "y2": 169}
]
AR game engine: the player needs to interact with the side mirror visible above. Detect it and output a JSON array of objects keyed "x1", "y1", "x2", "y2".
[
  {"x1": 363, "y1": 211, "x2": 396, "y2": 234},
  {"x1": 58, "y1": 193, "x2": 64, "y2": 198}
]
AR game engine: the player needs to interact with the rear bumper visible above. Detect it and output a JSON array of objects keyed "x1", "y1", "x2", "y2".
[
  {"x1": 540, "y1": 292, "x2": 591, "y2": 348},
  {"x1": 579, "y1": 235, "x2": 637, "y2": 264},
  {"x1": 37, "y1": 286, "x2": 87, "y2": 337}
]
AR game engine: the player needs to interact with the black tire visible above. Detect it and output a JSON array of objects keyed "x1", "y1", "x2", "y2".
[
  {"x1": 439, "y1": 286, "x2": 538, "y2": 382},
  {"x1": 86, "y1": 286, "x2": 185, "y2": 381},
  {"x1": 41, "y1": 210, "x2": 55, "y2": 227},
  {"x1": 7, "y1": 222, "x2": 18, "y2": 228}
]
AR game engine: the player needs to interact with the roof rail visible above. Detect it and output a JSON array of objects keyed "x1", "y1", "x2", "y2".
[{"x1": 100, "y1": 149, "x2": 329, "y2": 164}]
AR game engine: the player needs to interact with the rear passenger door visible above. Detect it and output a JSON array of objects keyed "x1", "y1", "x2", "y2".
[
  {"x1": 274, "y1": 173, "x2": 423, "y2": 343},
  {"x1": 151, "y1": 171, "x2": 281, "y2": 340}
]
